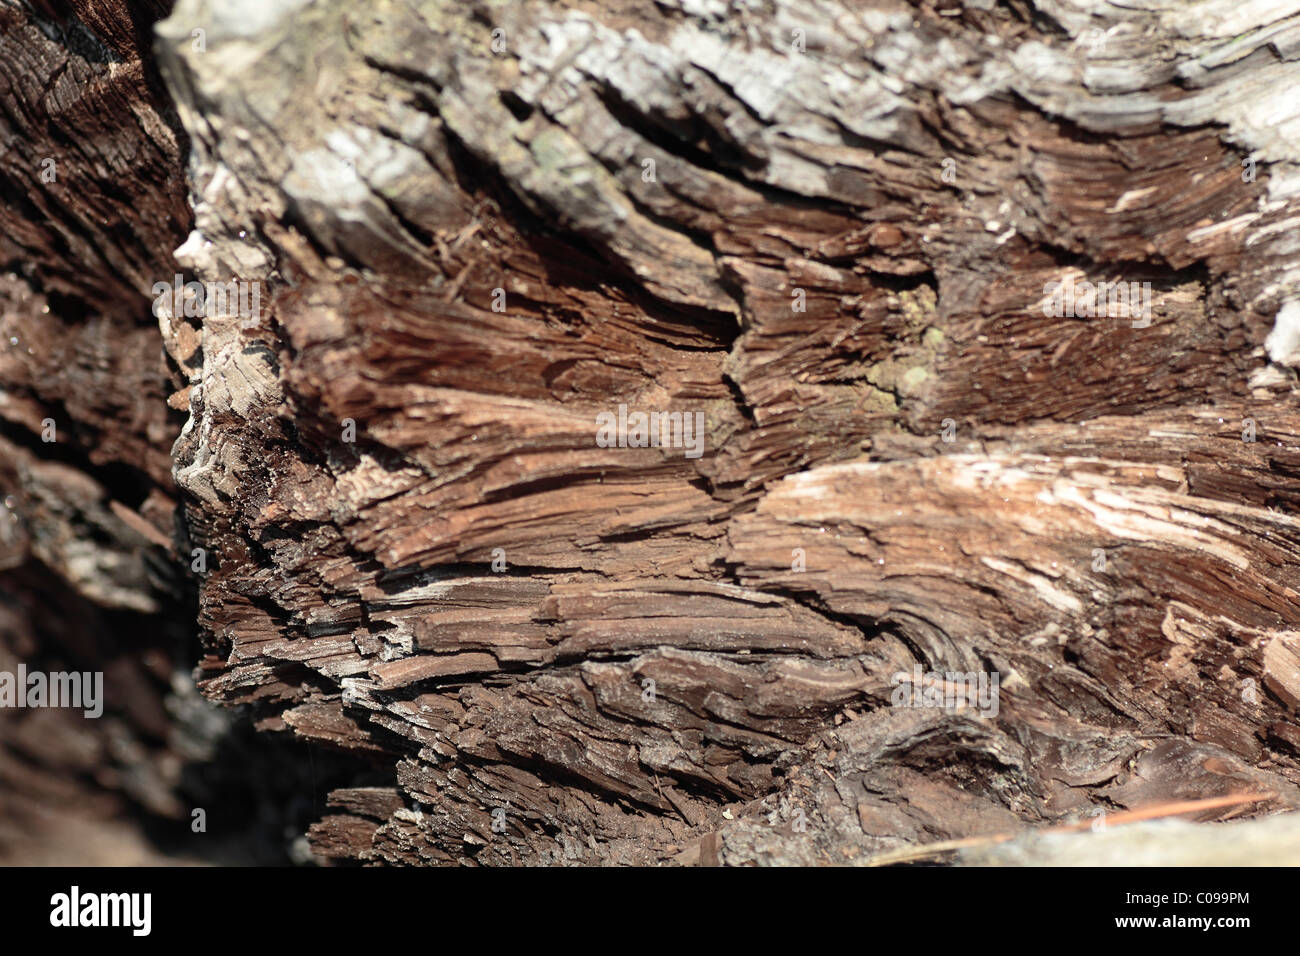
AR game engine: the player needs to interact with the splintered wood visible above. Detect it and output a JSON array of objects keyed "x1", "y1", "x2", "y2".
[{"x1": 7, "y1": 0, "x2": 1300, "y2": 865}]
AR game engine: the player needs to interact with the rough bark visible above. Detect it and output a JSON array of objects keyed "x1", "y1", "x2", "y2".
[
  {"x1": 0, "y1": 0, "x2": 362, "y2": 866},
  {"x1": 8, "y1": 0, "x2": 1300, "y2": 865},
  {"x1": 0, "y1": 0, "x2": 199, "y2": 863}
]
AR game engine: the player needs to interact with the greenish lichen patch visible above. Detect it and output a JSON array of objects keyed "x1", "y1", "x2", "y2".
[
  {"x1": 894, "y1": 284, "x2": 938, "y2": 334},
  {"x1": 853, "y1": 381, "x2": 899, "y2": 415}
]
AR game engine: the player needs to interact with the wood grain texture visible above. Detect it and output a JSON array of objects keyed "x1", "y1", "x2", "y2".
[{"x1": 10, "y1": 0, "x2": 1300, "y2": 865}]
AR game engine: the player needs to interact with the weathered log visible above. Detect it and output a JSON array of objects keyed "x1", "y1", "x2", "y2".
[
  {"x1": 0, "y1": 0, "x2": 198, "y2": 862},
  {"x1": 10, "y1": 0, "x2": 1300, "y2": 865},
  {"x1": 0, "y1": 0, "x2": 369, "y2": 866}
]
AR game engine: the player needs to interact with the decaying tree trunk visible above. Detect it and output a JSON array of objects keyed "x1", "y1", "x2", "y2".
[
  {"x1": 0, "y1": 0, "x2": 200, "y2": 862},
  {"x1": 7, "y1": 0, "x2": 1300, "y2": 865},
  {"x1": 0, "y1": 0, "x2": 364, "y2": 865}
]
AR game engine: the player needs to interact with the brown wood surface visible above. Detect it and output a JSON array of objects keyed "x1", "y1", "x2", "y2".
[{"x1": 5, "y1": 0, "x2": 1300, "y2": 865}]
